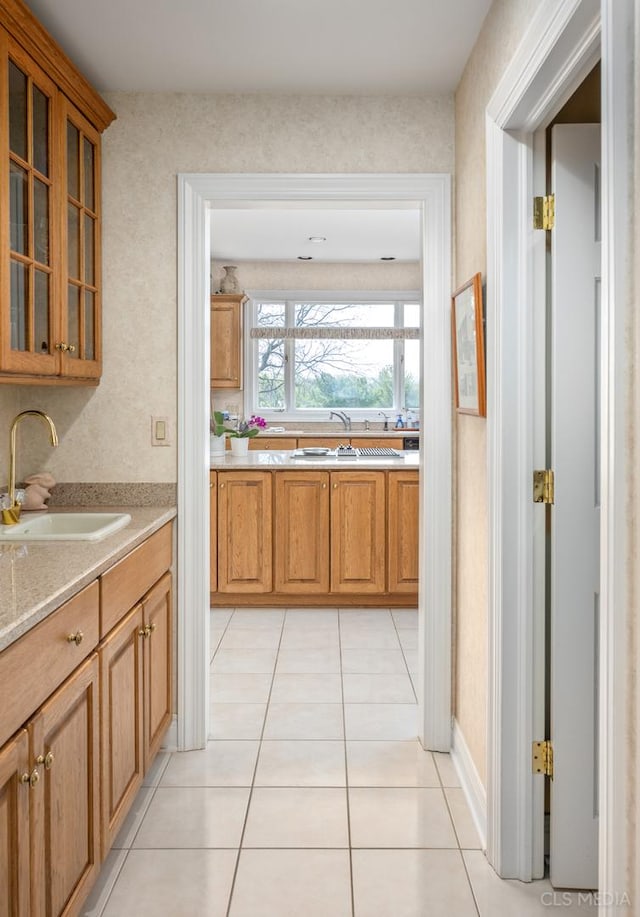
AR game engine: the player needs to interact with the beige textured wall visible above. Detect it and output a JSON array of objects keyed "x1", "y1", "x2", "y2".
[
  {"x1": 211, "y1": 259, "x2": 422, "y2": 293},
  {"x1": 16, "y1": 93, "x2": 452, "y2": 482},
  {"x1": 0, "y1": 392, "x2": 21, "y2": 485},
  {"x1": 454, "y1": 0, "x2": 540, "y2": 787}
]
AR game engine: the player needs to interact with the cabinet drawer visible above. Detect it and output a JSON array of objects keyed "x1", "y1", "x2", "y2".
[
  {"x1": 249, "y1": 437, "x2": 297, "y2": 450},
  {"x1": 100, "y1": 523, "x2": 173, "y2": 636},
  {"x1": 0, "y1": 581, "x2": 99, "y2": 747}
]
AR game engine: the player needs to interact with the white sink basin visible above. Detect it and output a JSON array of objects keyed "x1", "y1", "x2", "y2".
[{"x1": 0, "y1": 512, "x2": 132, "y2": 541}]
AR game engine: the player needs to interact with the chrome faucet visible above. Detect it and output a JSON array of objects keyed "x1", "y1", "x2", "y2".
[
  {"x1": 329, "y1": 410, "x2": 352, "y2": 432},
  {"x1": 3, "y1": 410, "x2": 58, "y2": 525},
  {"x1": 378, "y1": 411, "x2": 390, "y2": 431}
]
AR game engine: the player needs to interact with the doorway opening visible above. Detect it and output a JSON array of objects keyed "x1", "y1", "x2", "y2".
[{"x1": 177, "y1": 173, "x2": 452, "y2": 757}]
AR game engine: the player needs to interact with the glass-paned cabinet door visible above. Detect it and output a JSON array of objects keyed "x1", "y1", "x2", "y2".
[
  {"x1": 1, "y1": 41, "x2": 57, "y2": 374},
  {"x1": 61, "y1": 100, "x2": 101, "y2": 377}
]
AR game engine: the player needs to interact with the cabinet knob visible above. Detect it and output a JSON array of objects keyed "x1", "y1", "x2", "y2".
[
  {"x1": 219, "y1": 483, "x2": 225, "y2": 489},
  {"x1": 333, "y1": 483, "x2": 338, "y2": 489},
  {"x1": 55, "y1": 342, "x2": 76, "y2": 353},
  {"x1": 322, "y1": 483, "x2": 327, "y2": 489},
  {"x1": 67, "y1": 630, "x2": 83, "y2": 646},
  {"x1": 44, "y1": 751, "x2": 54, "y2": 770},
  {"x1": 21, "y1": 768, "x2": 40, "y2": 788},
  {"x1": 149, "y1": 622, "x2": 157, "y2": 633},
  {"x1": 139, "y1": 624, "x2": 151, "y2": 638}
]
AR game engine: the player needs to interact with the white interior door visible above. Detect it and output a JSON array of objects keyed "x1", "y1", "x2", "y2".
[{"x1": 549, "y1": 123, "x2": 601, "y2": 890}]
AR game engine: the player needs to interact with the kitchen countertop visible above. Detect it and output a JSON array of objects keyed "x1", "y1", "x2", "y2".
[
  {"x1": 259, "y1": 429, "x2": 420, "y2": 437},
  {"x1": 0, "y1": 505, "x2": 176, "y2": 653},
  {"x1": 210, "y1": 450, "x2": 420, "y2": 471}
]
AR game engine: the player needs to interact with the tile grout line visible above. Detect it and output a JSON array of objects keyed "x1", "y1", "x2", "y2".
[
  {"x1": 390, "y1": 609, "x2": 419, "y2": 703},
  {"x1": 435, "y1": 748, "x2": 482, "y2": 917},
  {"x1": 338, "y1": 607, "x2": 357, "y2": 917},
  {"x1": 210, "y1": 606, "x2": 235, "y2": 663},
  {"x1": 224, "y1": 606, "x2": 286, "y2": 917}
]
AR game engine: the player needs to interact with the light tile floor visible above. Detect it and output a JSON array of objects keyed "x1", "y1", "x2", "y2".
[{"x1": 83, "y1": 607, "x2": 595, "y2": 916}]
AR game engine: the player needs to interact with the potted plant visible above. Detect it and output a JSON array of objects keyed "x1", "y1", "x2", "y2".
[
  {"x1": 227, "y1": 415, "x2": 267, "y2": 455},
  {"x1": 210, "y1": 410, "x2": 228, "y2": 456}
]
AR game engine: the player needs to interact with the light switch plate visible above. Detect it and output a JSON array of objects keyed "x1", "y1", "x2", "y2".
[{"x1": 151, "y1": 415, "x2": 171, "y2": 446}]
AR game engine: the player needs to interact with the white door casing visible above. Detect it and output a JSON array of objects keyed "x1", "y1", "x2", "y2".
[
  {"x1": 177, "y1": 173, "x2": 452, "y2": 755},
  {"x1": 549, "y1": 123, "x2": 601, "y2": 889},
  {"x1": 486, "y1": 0, "x2": 633, "y2": 904}
]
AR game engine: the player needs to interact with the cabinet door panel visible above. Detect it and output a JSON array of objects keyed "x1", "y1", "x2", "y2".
[
  {"x1": 388, "y1": 471, "x2": 419, "y2": 593},
  {"x1": 210, "y1": 471, "x2": 217, "y2": 592},
  {"x1": 210, "y1": 294, "x2": 243, "y2": 388},
  {"x1": 218, "y1": 473, "x2": 272, "y2": 593},
  {"x1": 30, "y1": 654, "x2": 100, "y2": 917},
  {"x1": 143, "y1": 573, "x2": 172, "y2": 768},
  {"x1": 274, "y1": 472, "x2": 329, "y2": 593},
  {"x1": 100, "y1": 605, "x2": 144, "y2": 855},
  {"x1": 331, "y1": 472, "x2": 386, "y2": 593},
  {"x1": 0, "y1": 730, "x2": 30, "y2": 917}
]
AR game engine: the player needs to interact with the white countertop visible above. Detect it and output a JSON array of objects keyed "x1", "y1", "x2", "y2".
[
  {"x1": 260, "y1": 429, "x2": 420, "y2": 438},
  {"x1": 0, "y1": 505, "x2": 176, "y2": 653},
  {"x1": 210, "y1": 450, "x2": 420, "y2": 470}
]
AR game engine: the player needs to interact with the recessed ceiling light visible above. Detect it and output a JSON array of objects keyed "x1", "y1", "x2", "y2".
[
  {"x1": 298, "y1": 256, "x2": 313, "y2": 260},
  {"x1": 308, "y1": 236, "x2": 327, "y2": 243},
  {"x1": 380, "y1": 256, "x2": 396, "y2": 261}
]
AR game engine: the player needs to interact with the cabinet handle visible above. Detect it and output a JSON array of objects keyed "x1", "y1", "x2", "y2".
[
  {"x1": 148, "y1": 622, "x2": 157, "y2": 633},
  {"x1": 67, "y1": 630, "x2": 83, "y2": 646},
  {"x1": 21, "y1": 768, "x2": 40, "y2": 788},
  {"x1": 55, "y1": 342, "x2": 76, "y2": 353},
  {"x1": 139, "y1": 625, "x2": 151, "y2": 638},
  {"x1": 333, "y1": 483, "x2": 338, "y2": 489},
  {"x1": 322, "y1": 483, "x2": 327, "y2": 489},
  {"x1": 44, "y1": 751, "x2": 54, "y2": 770},
  {"x1": 219, "y1": 483, "x2": 225, "y2": 489}
]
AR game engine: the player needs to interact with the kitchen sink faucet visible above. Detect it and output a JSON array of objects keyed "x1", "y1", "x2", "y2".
[
  {"x1": 3, "y1": 410, "x2": 58, "y2": 525},
  {"x1": 329, "y1": 410, "x2": 352, "y2": 431}
]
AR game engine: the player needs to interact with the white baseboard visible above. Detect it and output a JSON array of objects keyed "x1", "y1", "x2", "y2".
[
  {"x1": 161, "y1": 715, "x2": 178, "y2": 752},
  {"x1": 451, "y1": 718, "x2": 487, "y2": 850}
]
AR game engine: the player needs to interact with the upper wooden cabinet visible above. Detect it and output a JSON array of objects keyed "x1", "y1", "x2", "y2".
[
  {"x1": 211, "y1": 293, "x2": 245, "y2": 389},
  {"x1": 0, "y1": 1, "x2": 115, "y2": 384}
]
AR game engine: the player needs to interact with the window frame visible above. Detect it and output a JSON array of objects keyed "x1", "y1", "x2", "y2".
[{"x1": 243, "y1": 289, "x2": 421, "y2": 422}]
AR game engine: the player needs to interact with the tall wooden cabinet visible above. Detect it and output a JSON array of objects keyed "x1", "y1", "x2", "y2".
[
  {"x1": 210, "y1": 293, "x2": 245, "y2": 389},
  {"x1": 0, "y1": 0, "x2": 115, "y2": 384}
]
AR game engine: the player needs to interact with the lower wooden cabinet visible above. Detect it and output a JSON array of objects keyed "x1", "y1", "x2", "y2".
[
  {"x1": 210, "y1": 471, "x2": 217, "y2": 591},
  {"x1": 388, "y1": 471, "x2": 420, "y2": 593},
  {"x1": 217, "y1": 472, "x2": 272, "y2": 593},
  {"x1": 0, "y1": 729, "x2": 30, "y2": 917},
  {"x1": 0, "y1": 521, "x2": 174, "y2": 917},
  {"x1": 100, "y1": 605, "x2": 144, "y2": 854},
  {"x1": 330, "y1": 471, "x2": 386, "y2": 593},
  {"x1": 274, "y1": 471, "x2": 330, "y2": 593},
  {"x1": 142, "y1": 573, "x2": 172, "y2": 768},
  {"x1": 211, "y1": 468, "x2": 419, "y2": 604},
  {"x1": 30, "y1": 655, "x2": 101, "y2": 917}
]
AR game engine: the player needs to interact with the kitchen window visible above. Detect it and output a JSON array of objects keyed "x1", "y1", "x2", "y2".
[{"x1": 244, "y1": 291, "x2": 421, "y2": 420}]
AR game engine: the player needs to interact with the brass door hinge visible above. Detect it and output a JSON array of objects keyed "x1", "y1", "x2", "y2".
[
  {"x1": 533, "y1": 469, "x2": 555, "y2": 504},
  {"x1": 533, "y1": 194, "x2": 555, "y2": 230},
  {"x1": 532, "y1": 740, "x2": 554, "y2": 778}
]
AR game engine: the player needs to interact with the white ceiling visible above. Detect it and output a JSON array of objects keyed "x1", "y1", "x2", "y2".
[
  {"x1": 26, "y1": 0, "x2": 491, "y2": 94},
  {"x1": 210, "y1": 205, "x2": 421, "y2": 262}
]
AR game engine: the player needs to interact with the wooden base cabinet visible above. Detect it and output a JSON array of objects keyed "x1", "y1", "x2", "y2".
[
  {"x1": 330, "y1": 471, "x2": 386, "y2": 593},
  {"x1": 0, "y1": 521, "x2": 174, "y2": 917},
  {"x1": 100, "y1": 605, "x2": 144, "y2": 854},
  {"x1": 388, "y1": 471, "x2": 420, "y2": 593},
  {"x1": 274, "y1": 471, "x2": 330, "y2": 593},
  {"x1": 142, "y1": 573, "x2": 172, "y2": 769},
  {"x1": 217, "y1": 472, "x2": 272, "y2": 593},
  {"x1": 210, "y1": 471, "x2": 217, "y2": 591},
  {"x1": 30, "y1": 655, "x2": 101, "y2": 917},
  {"x1": 0, "y1": 729, "x2": 30, "y2": 917}
]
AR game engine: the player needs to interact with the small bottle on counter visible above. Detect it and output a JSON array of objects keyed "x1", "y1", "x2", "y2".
[{"x1": 395, "y1": 413, "x2": 404, "y2": 429}]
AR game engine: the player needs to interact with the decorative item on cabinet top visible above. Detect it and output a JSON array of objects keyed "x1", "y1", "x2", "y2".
[{"x1": 219, "y1": 264, "x2": 242, "y2": 294}]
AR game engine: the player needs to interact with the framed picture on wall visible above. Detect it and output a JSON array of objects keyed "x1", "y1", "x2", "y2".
[{"x1": 451, "y1": 273, "x2": 486, "y2": 417}]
